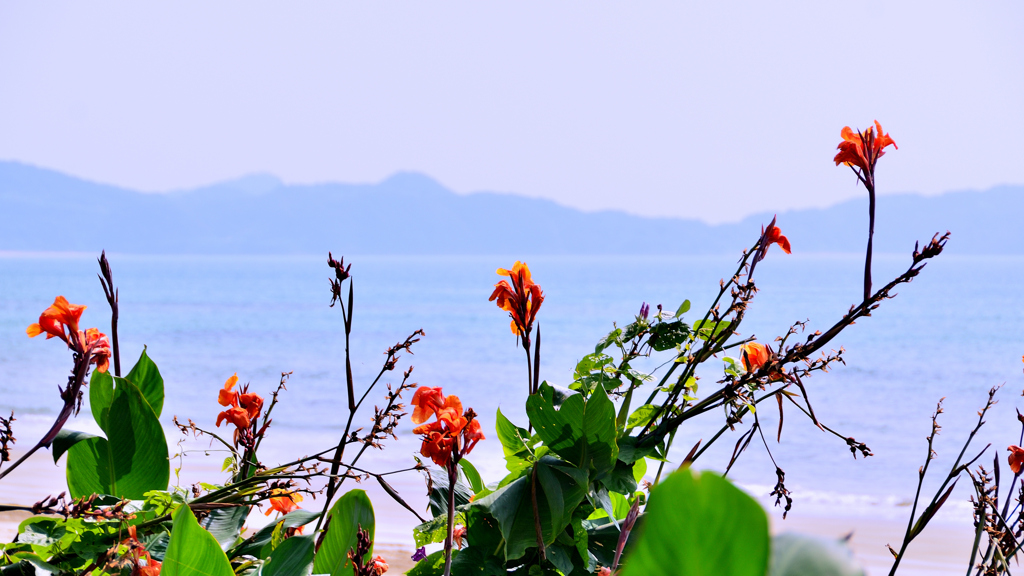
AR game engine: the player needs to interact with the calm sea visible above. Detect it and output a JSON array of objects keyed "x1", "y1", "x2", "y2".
[{"x1": 1, "y1": 251, "x2": 1022, "y2": 529}]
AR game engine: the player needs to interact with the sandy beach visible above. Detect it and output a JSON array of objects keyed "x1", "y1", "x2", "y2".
[{"x1": 0, "y1": 445, "x2": 979, "y2": 575}]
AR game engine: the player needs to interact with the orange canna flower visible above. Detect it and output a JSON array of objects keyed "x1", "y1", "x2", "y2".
[
  {"x1": 371, "y1": 555, "x2": 389, "y2": 575},
  {"x1": 762, "y1": 223, "x2": 791, "y2": 255},
  {"x1": 27, "y1": 296, "x2": 87, "y2": 344},
  {"x1": 436, "y1": 395, "x2": 466, "y2": 433},
  {"x1": 218, "y1": 374, "x2": 239, "y2": 407},
  {"x1": 215, "y1": 374, "x2": 263, "y2": 432},
  {"x1": 462, "y1": 419, "x2": 485, "y2": 456},
  {"x1": 834, "y1": 120, "x2": 897, "y2": 176},
  {"x1": 217, "y1": 406, "x2": 251, "y2": 430},
  {"x1": 452, "y1": 525, "x2": 467, "y2": 549},
  {"x1": 239, "y1": 392, "x2": 264, "y2": 421},
  {"x1": 411, "y1": 386, "x2": 446, "y2": 424},
  {"x1": 265, "y1": 489, "x2": 303, "y2": 516},
  {"x1": 740, "y1": 342, "x2": 771, "y2": 372},
  {"x1": 489, "y1": 261, "x2": 544, "y2": 338},
  {"x1": 1009, "y1": 445, "x2": 1024, "y2": 475},
  {"x1": 82, "y1": 328, "x2": 112, "y2": 373},
  {"x1": 411, "y1": 387, "x2": 484, "y2": 468}
]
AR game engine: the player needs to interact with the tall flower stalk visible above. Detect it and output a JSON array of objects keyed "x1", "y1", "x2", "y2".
[
  {"x1": 489, "y1": 261, "x2": 545, "y2": 396},
  {"x1": 834, "y1": 120, "x2": 898, "y2": 302}
]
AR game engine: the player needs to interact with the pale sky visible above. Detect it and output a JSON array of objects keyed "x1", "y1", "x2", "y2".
[{"x1": 1, "y1": 2, "x2": 1021, "y2": 223}]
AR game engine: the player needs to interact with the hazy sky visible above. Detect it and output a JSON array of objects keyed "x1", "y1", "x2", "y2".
[{"x1": 1, "y1": 3, "x2": 1021, "y2": 223}]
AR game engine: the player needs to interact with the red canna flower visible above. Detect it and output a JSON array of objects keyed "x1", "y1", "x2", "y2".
[
  {"x1": 489, "y1": 261, "x2": 544, "y2": 339},
  {"x1": 834, "y1": 120, "x2": 897, "y2": 177},
  {"x1": 265, "y1": 489, "x2": 303, "y2": 516},
  {"x1": 411, "y1": 386, "x2": 445, "y2": 424},
  {"x1": 1009, "y1": 445, "x2": 1024, "y2": 474},
  {"x1": 26, "y1": 296, "x2": 86, "y2": 344},
  {"x1": 371, "y1": 555, "x2": 389, "y2": 575}
]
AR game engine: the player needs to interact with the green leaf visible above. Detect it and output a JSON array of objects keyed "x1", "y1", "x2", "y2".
[
  {"x1": 88, "y1": 369, "x2": 115, "y2": 430},
  {"x1": 475, "y1": 456, "x2": 588, "y2": 561},
  {"x1": 675, "y1": 300, "x2": 691, "y2": 317},
  {"x1": 260, "y1": 534, "x2": 315, "y2": 576},
  {"x1": 50, "y1": 430, "x2": 99, "y2": 463},
  {"x1": 770, "y1": 533, "x2": 865, "y2": 576},
  {"x1": 66, "y1": 377, "x2": 169, "y2": 499},
  {"x1": 625, "y1": 405, "x2": 658, "y2": 431},
  {"x1": 429, "y1": 477, "x2": 473, "y2": 519},
  {"x1": 691, "y1": 319, "x2": 732, "y2": 342},
  {"x1": 621, "y1": 469, "x2": 769, "y2": 576},
  {"x1": 16, "y1": 518, "x2": 66, "y2": 547},
  {"x1": 162, "y1": 504, "x2": 234, "y2": 576},
  {"x1": 595, "y1": 328, "x2": 622, "y2": 354},
  {"x1": 495, "y1": 408, "x2": 533, "y2": 475},
  {"x1": 526, "y1": 383, "x2": 617, "y2": 475},
  {"x1": 459, "y1": 459, "x2": 485, "y2": 494},
  {"x1": 413, "y1": 511, "x2": 466, "y2": 548},
  {"x1": 649, "y1": 320, "x2": 690, "y2": 351},
  {"x1": 231, "y1": 510, "x2": 319, "y2": 559},
  {"x1": 313, "y1": 489, "x2": 375, "y2": 576},
  {"x1": 125, "y1": 347, "x2": 164, "y2": 417},
  {"x1": 199, "y1": 505, "x2": 248, "y2": 551}
]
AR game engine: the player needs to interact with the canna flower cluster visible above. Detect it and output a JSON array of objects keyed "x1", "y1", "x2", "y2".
[
  {"x1": 489, "y1": 261, "x2": 544, "y2": 341},
  {"x1": 27, "y1": 296, "x2": 112, "y2": 373},
  {"x1": 410, "y1": 386, "x2": 484, "y2": 468},
  {"x1": 216, "y1": 373, "x2": 264, "y2": 440}
]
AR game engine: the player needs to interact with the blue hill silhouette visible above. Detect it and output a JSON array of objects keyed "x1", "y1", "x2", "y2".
[{"x1": 0, "y1": 161, "x2": 1019, "y2": 255}]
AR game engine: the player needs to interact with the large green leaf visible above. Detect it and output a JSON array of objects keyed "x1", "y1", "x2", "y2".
[
  {"x1": 526, "y1": 383, "x2": 617, "y2": 475},
  {"x1": 162, "y1": 505, "x2": 234, "y2": 576},
  {"x1": 770, "y1": 533, "x2": 865, "y2": 576},
  {"x1": 260, "y1": 534, "x2": 315, "y2": 576},
  {"x1": 65, "y1": 377, "x2": 169, "y2": 499},
  {"x1": 621, "y1": 469, "x2": 769, "y2": 576},
  {"x1": 125, "y1": 347, "x2": 165, "y2": 416},
  {"x1": 50, "y1": 430, "x2": 100, "y2": 463},
  {"x1": 475, "y1": 456, "x2": 588, "y2": 561},
  {"x1": 495, "y1": 408, "x2": 533, "y2": 475},
  {"x1": 312, "y1": 489, "x2": 375, "y2": 576},
  {"x1": 200, "y1": 505, "x2": 248, "y2": 551}
]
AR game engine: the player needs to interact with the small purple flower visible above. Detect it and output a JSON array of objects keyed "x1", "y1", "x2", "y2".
[
  {"x1": 411, "y1": 547, "x2": 428, "y2": 562},
  {"x1": 639, "y1": 302, "x2": 650, "y2": 320}
]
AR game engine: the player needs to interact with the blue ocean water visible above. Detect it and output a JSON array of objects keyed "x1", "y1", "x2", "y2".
[{"x1": 0, "y1": 251, "x2": 1022, "y2": 525}]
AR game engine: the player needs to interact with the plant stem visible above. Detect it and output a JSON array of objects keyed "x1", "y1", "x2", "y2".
[{"x1": 443, "y1": 463, "x2": 457, "y2": 576}]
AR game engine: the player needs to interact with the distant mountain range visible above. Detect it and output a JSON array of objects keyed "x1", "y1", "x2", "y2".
[{"x1": 0, "y1": 161, "x2": 1020, "y2": 255}]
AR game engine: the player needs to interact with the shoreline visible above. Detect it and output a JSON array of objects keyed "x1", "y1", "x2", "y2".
[{"x1": 0, "y1": 447, "x2": 979, "y2": 575}]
